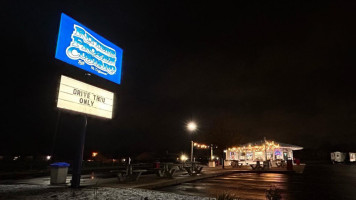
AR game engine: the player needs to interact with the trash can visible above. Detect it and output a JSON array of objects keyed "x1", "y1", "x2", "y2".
[
  {"x1": 286, "y1": 160, "x2": 293, "y2": 170},
  {"x1": 50, "y1": 162, "x2": 70, "y2": 185},
  {"x1": 296, "y1": 158, "x2": 300, "y2": 165},
  {"x1": 154, "y1": 161, "x2": 160, "y2": 169}
]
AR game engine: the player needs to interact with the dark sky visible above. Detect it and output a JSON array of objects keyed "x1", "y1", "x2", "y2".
[{"x1": 1, "y1": 1, "x2": 356, "y2": 158}]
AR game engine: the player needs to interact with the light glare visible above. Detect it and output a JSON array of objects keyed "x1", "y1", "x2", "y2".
[
  {"x1": 187, "y1": 121, "x2": 197, "y2": 131},
  {"x1": 180, "y1": 154, "x2": 188, "y2": 161}
]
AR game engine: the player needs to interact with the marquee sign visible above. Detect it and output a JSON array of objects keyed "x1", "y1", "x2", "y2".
[
  {"x1": 55, "y1": 13, "x2": 123, "y2": 85},
  {"x1": 57, "y1": 75, "x2": 114, "y2": 119}
]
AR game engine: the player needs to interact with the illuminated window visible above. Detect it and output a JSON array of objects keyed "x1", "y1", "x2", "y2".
[
  {"x1": 246, "y1": 152, "x2": 253, "y2": 160},
  {"x1": 230, "y1": 152, "x2": 235, "y2": 160},
  {"x1": 275, "y1": 150, "x2": 282, "y2": 159},
  {"x1": 254, "y1": 152, "x2": 263, "y2": 160},
  {"x1": 240, "y1": 152, "x2": 245, "y2": 160}
]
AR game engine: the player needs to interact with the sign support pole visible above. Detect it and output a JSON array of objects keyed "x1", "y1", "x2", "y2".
[{"x1": 71, "y1": 115, "x2": 87, "y2": 188}]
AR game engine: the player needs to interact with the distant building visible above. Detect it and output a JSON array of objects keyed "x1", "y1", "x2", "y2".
[
  {"x1": 330, "y1": 151, "x2": 356, "y2": 163},
  {"x1": 349, "y1": 152, "x2": 355, "y2": 163},
  {"x1": 225, "y1": 139, "x2": 303, "y2": 166},
  {"x1": 330, "y1": 151, "x2": 346, "y2": 163}
]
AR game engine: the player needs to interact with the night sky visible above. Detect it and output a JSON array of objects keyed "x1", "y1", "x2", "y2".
[{"x1": 1, "y1": 1, "x2": 356, "y2": 158}]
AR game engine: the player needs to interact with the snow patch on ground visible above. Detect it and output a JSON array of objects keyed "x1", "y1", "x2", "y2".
[{"x1": 0, "y1": 184, "x2": 211, "y2": 200}]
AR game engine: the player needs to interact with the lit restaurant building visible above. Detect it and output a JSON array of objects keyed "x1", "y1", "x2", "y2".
[{"x1": 225, "y1": 139, "x2": 303, "y2": 166}]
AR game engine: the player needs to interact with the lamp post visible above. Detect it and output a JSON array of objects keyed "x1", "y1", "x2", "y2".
[
  {"x1": 210, "y1": 144, "x2": 213, "y2": 160},
  {"x1": 187, "y1": 121, "x2": 197, "y2": 162}
]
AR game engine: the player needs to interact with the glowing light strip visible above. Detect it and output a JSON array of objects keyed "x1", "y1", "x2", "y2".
[
  {"x1": 227, "y1": 141, "x2": 280, "y2": 152},
  {"x1": 193, "y1": 142, "x2": 209, "y2": 149}
]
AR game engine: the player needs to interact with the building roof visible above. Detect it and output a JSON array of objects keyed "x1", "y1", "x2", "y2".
[{"x1": 237, "y1": 139, "x2": 303, "y2": 151}]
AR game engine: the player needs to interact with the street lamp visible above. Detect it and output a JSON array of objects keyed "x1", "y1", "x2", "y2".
[
  {"x1": 187, "y1": 121, "x2": 197, "y2": 132},
  {"x1": 186, "y1": 121, "x2": 197, "y2": 162},
  {"x1": 180, "y1": 154, "x2": 188, "y2": 162}
]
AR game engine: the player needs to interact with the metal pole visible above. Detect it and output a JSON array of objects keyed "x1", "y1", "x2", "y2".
[
  {"x1": 265, "y1": 143, "x2": 267, "y2": 161},
  {"x1": 210, "y1": 144, "x2": 213, "y2": 160},
  {"x1": 222, "y1": 149, "x2": 225, "y2": 169},
  {"x1": 190, "y1": 140, "x2": 194, "y2": 162},
  {"x1": 264, "y1": 137, "x2": 267, "y2": 161},
  {"x1": 71, "y1": 115, "x2": 87, "y2": 188}
]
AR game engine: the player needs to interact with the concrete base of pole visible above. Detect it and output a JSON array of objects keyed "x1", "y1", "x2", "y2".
[{"x1": 208, "y1": 161, "x2": 216, "y2": 167}]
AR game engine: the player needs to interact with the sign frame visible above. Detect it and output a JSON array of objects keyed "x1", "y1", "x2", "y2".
[{"x1": 57, "y1": 75, "x2": 114, "y2": 119}]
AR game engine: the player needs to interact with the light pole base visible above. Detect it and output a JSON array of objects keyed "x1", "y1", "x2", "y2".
[{"x1": 208, "y1": 161, "x2": 216, "y2": 167}]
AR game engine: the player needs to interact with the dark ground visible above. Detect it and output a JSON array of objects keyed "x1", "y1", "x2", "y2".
[
  {"x1": 159, "y1": 163, "x2": 356, "y2": 200},
  {"x1": 1, "y1": 162, "x2": 355, "y2": 199}
]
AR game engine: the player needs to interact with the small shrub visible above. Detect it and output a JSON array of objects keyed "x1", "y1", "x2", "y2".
[
  {"x1": 216, "y1": 192, "x2": 240, "y2": 200},
  {"x1": 93, "y1": 187, "x2": 98, "y2": 199},
  {"x1": 93, "y1": 180, "x2": 100, "y2": 199},
  {"x1": 265, "y1": 185, "x2": 282, "y2": 200}
]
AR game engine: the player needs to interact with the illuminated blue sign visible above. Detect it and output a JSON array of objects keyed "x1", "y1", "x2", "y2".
[{"x1": 55, "y1": 13, "x2": 123, "y2": 85}]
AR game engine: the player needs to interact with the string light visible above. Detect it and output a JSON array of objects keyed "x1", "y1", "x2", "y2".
[
  {"x1": 228, "y1": 141, "x2": 280, "y2": 152},
  {"x1": 193, "y1": 142, "x2": 209, "y2": 149}
]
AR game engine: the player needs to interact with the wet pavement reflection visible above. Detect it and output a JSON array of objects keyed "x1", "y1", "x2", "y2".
[{"x1": 159, "y1": 164, "x2": 356, "y2": 200}]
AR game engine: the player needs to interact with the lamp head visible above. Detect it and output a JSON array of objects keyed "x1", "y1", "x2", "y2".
[{"x1": 187, "y1": 121, "x2": 197, "y2": 132}]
